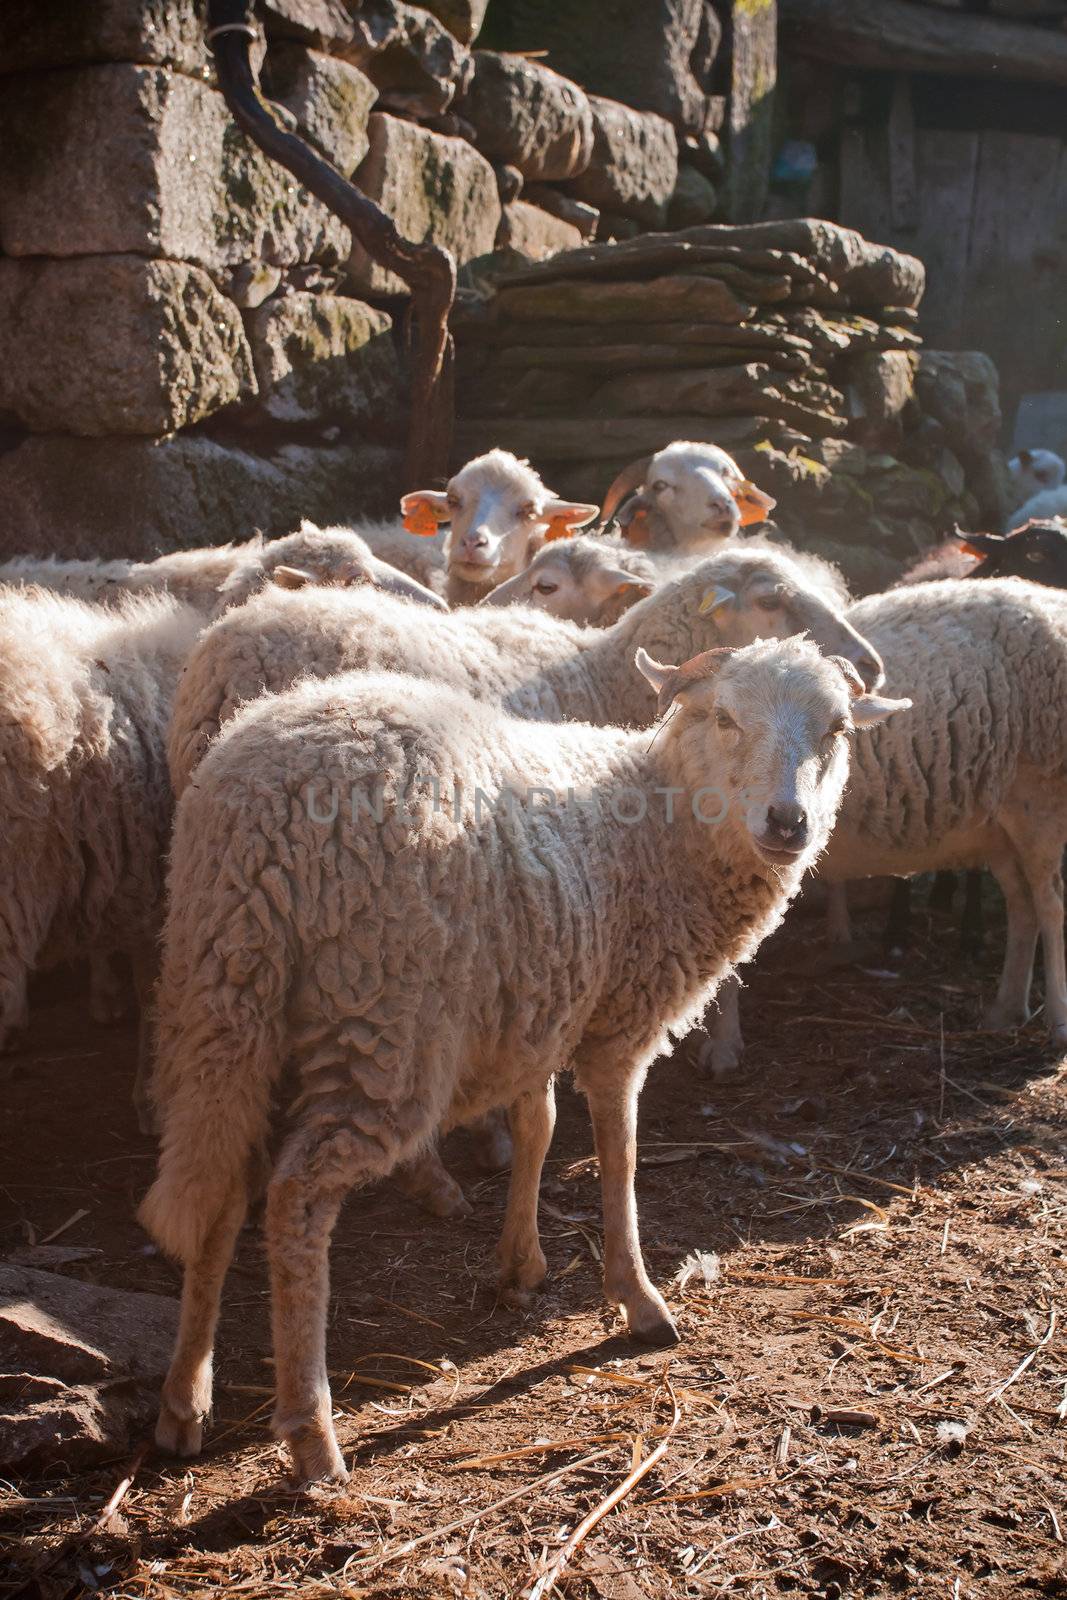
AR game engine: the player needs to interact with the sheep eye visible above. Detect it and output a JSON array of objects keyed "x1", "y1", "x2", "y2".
[
  {"x1": 533, "y1": 580, "x2": 558, "y2": 595},
  {"x1": 824, "y1": 719, "x2": 848, "y2": 741},
  {"x1": 651, "y1": 479, "x2": 669, "y2": 494},
  {"x1": 446, "y1": 492, "x2": 461, "y2": 510},
  {"x1": 715, "y1": 709, "x2": 739, "y2": 732},
  {"x1": 522, "y1": 503, "x2": 540, "y2": 522},
  {"x1": 1027, "y1": 549, "x2": 1042, "y2": 563},
  {"x1": 755, "y1": 593, "x2": 782, "y2": 612}
]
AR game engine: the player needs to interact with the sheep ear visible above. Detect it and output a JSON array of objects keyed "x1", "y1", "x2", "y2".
[
  {"x1": 734, "y1": 481, "x2": 776, "y2": 526},
  {"x1": 272, "y1": 564, "x2": 316, "y2": 589},
  {"x1": 589, "y1": 567, "x2": 654, "y2": 605},
  {"x1": 542, "y1": 499, "x2": 599, "y2": 531},
  {"x1": 825, "y1": 655, "x2": 866, "y2": 697},
  {"x1": 958, "y1": 531, "x2": 1004, "y2": 556},
  {"x1": 401, "y1": 491, "x2": 450, "y2": 535},
  {"x1": 635, "y1": 644, "x2": 735, "y2": 718},
  {"x1": 1016, "y1": 449, "x2": 1033, "y2": 467},
  {"x1": 851, "y1": 693, "x2": 912, "y2": 728}
]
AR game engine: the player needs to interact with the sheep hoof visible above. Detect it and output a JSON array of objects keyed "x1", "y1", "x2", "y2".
[
  {"x1": 283, "y1": 1423, "x2": 349, "y2": 1487},
  {"x1": 696, "y1": 1033, "x2": 741, "y2": 1081},
  {"x1": 155, "y1": 1402, "x2": 204, "y2": 1459},
  {"x1": 1051, "y1": 1023, "x2": 1067, "y2": 1051},
  {"x1": 624, "y1": 1297, "x2": 680, "y2": 1347},
  {"x1": 981, "y1": 1004, "x2": 1029, "y2": 1033},
  {"x1": 427, "y1": 1184, "x2": 474, "y2": 1221},
  {"x1": 500, "y1": 1282, "x2": 539, "y2": 1310}
]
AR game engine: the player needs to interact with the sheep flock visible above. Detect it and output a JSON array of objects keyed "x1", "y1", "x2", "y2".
[{"x1": 7, "y1": 436, "x2": 1067, "y2": 1489}]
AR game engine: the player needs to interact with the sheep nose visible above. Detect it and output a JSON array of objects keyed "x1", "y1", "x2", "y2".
[
  {"x1": 766, "y1": 802, "x2": 807, "y2": 841},
  {"x1": 463, "y1": 528, "x2": 490, "y2": 551}
]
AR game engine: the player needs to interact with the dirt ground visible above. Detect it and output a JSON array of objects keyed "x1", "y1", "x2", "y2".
[{"x1": 1, "y1": 889, "x2": 1065, "y2": 1600}]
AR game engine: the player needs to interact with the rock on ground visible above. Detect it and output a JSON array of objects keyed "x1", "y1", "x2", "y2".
[
  {"x1": 457, "y1": 52, "x2": 594, "y2": 181},
  {"x1": 0, "y1": 1266, "x2": 179, "y2": 1470},
  {"x1": 0, "y1": 256, "x2": 257, "y2": 436},
  {"x1": 0, "y1": 434, "x2": 403, "y2": 559},
  {"x1": 348, "y1": 113, "x2": 500, "y2": 295},
  {"x1": 496, "y1": 202, "x2": 585, "y2": 262},
  {"x1": 245, "y1": 292, "x2": 404, "y2": 429},
  {"x1": 566, "y1": 97, "x2": 679, "y2": 228},
  {"x1": 0, "y1": 66, "x2": 351, "y2": 270}
]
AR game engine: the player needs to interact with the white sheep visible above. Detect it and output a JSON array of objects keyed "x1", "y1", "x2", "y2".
[
  {"x1": 709, "y1": 577, "x2": 1067, "y2": 1073},
  {"x1": 478, "y1": 534, "x2": 659, "y2": 625},
  {"x1": 600, "y1": 441, "x2": 776, "y2": 553},
  {"x1": 397, "y1": 448, "x2": 599, "y2": 604},
  {"x1": 0, "y1": 588, "x2": 204, "y2": 1055},
  {"x1": 167, "y1": 542, "x2": 883, "y2": 801},
  {"x1": 1011, "y1": 486, "x2": 1067, "y2": 531},
  {"x1": 1010, "y1": 448, "x2": 1066, "y2": 508},
  {"x1": 0, "y1": 524, "x2": 445, "y2": 618},
  {"x1": 140, "y1": 637, "x2": 908, "y2": 1482}
]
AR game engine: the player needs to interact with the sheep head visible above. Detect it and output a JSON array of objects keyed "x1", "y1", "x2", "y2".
[
  {"x1": 602, "y1": 441, "x2": 776, "y2": 553},
  {"x1": 478, "y1": 536, "x2": 655, "y2": 625}
]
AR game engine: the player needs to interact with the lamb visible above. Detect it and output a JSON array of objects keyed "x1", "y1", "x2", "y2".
[
  {"x1": 1011, "y1": 486, "x2": 1067, "y2": 531},
  {"x1": 1010, "y1": 447, "x2": 1065, "y2": 507},
  {"x1": 478, "y1": 534, "x2": 659, "y2": 625},
  {"x1": 0, "y1": 588, "x2": 204, "y2": 1054},
  {"x1": 0, "y1": 523, "x2": 445, "y2": 618},
  {"x1": 140, "y1": 638, "x2": 908, "y2": 1482},
  {"x1": 599, "y1": 441, "x2": 776, "y2": 553},
  {"x1": 396, "y1": 448, "x2": 599, "y2": 604},
  {"x1": 167, "y1": 542, "x2": 884, "y2": 801}
]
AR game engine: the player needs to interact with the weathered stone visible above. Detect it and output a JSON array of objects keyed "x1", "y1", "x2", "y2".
[
  {"x1": 845, "y1": 349, "x2": 917, "y2": 445},
  {"x1": 567, "y1": 97, "x2": 679, "y2": 228},
  {"x1": 495, "y1": 274, "x2": 753, "y2": 326},
  {"x1": 915, "y1": 350, "x2": 1002, "y2": 450},
  {"x1": 0, "y1": 257, "x2": 256, "y2": 437},
  {"x1": 419, "y1": 0, "x2": 492, "y2": 44},
  {"x1": 0, "y1": 1266, "x2": 179, "y2": 1386},
  {"x1": 348, "y1": 114, "x2": 500, "y2": 295},
  {"x1": 0, "y1": 435, "x2": 403, "y2": 560},
  {"x1": 0, "y1": 66, "x2": 351, "y2": 271},
  {"x1": 669, "y1": 164, "x2": 719, "y2": 227},
  {"x1": 262, "y1": 0, "x2": 359, "y2": 50},
  {"x1": 496, "y1": 202, "x2": 584, "y2": 262},
  {"x1": 456, "y1": 52, "x2": 594, "y2": 181},
  {"x1": 598, "y1": 213, "x2": 642, "y2": 242},
  {"x1": 494, "y1": 163, "x2": 524, "y2": 203},
  {"x1": 456, "y1": 413, "x2": 768, "y2": 462},
  {"x1": 597, "y1": 363, "x2": 847, "y2": 435},
  {"x1": 0, "y1": 0, "x2": 209, "y2": 75},
  {"x1": 478, "y1": 0, "x2": 721, "y2": 132},
  {"x1": 524, "y1": 186, "x2": 599, "y2": 240},
  {"x1": 722, "y1": 0, "x2": 778, "y2": 223},
  {"x1": 682, "y1": 131, "x2": 726, "y2": 184},
  {"x1": 268, "y1": 46, "x2": 378, "y2": 178},
  {"x1": 226, "y1": 262, "x2": 284, "y2": 309},
  {"x1": 345, "y1": 0, "x2": 473, "y2": 117},
  {"x1": 246, "y1": 293, "x2": 403, "y2": 429}
]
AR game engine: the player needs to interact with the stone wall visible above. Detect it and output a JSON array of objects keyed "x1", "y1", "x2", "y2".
[{"x1": 0, "y1": 0, "x2": 741, "y2": 559}]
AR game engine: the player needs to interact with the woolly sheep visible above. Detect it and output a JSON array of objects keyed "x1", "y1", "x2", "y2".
[
  {"x1": 1011, "y1": 486, "x2": 1067, "y2": 531},
  {"x1": 600, "y1": 441, "x2": 777, "y2": 553},
  {"x1": 0, "y1": 524, "x2": 445, "y2": 619},
  {"x1": 714, "y1": 578, "x2": 1067, "y2": 1072},
  {"x1": 1010, "y1": 448, "x2": 1065, "y2": 507},
  {"x1": 397, "y1": 448, "x2": 599, "y2": 604},
  {"x1": 478, "y1": 534, "x2": 659, "y2": 625},
  {"x1": 0, "y1": 589, "x2": 203, "y2": 1054},
  {"x1": 167, "y1": 542, "x2": 884, "y2": 800},
  {"x1": 141, "y1": 638, "x2": 908, "y2": 1482}
]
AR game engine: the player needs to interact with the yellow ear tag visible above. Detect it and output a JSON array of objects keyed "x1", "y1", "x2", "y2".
[
  {"x1": 402, "y1": 499, "x2": 441, "y2": 537},
  {"x1": 622, "y1": 506, "x2": 651, "y2": 546},
  {"x1": 699, "y1": 584, "x2": 736, "y2": 616},
  {"x1": 544, "y1": 514, "x2": 574, "y2": 542}
]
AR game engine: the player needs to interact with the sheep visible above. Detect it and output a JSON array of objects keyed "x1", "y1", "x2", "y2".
[
  {"x1": 478, "y1": 534, "x2": 659, "y2": 625},
  {"x1": 0, "y1": 524, "x2": 446, "y2": 619},
  {"x1": 710, "y1": 578, "x2": 1067, "y2": 1074},
  {"x1": 140, "y1": 637, "x2": 909, "y2": 1482},
  {"x1": 167, "y1": 542, "x2": 884, "y2": 802},
  {"x1": 397, "y1": 448, "x2": 599, "y2": 604},
  {"x1": 599, "y1": 441, "x2": 776, "y2": 554},
  {"x1": 0, "y1": 588, "x2": 204, "y2": 1055},
  {"x1": 1010, "y1": 447, "x2": 1065, "y2": 507},
  {"x1": 1011, "y1": 486, "x2": 1067, "y2": 531}
]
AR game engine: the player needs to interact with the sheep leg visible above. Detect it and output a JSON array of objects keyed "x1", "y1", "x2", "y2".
[
  {"x1": 0, "y1": 885, "x2": 56, "y2": 1051},
  {"x1": 983, "y1": 850, "x2": 1037, "y2": 1031},
  {"x1": 130, "y1": 947, "x2": 161, "y2": 1135},
  {"x1": 394, "y1": 1144, "x2": 473, "y2": 1220},
  {"x1": 883, "y1": 878, "x2": 912, "y2": 955},
  {"x1": 581, "y1": 1066, "x2": 678, "y2": 1346},
  {"x1": 88, "y1": 950, "x2": 131, "y2": 1025},
  {"x1": 156, "y1": 1189, "x2": 247, "y2": 1458},
  {"x1": 496, "y1": 1079, "x2": 557, "y2": 1307},
  {"x1": 696, "y1": 976, "x2": 744, "y2": 1079},
  {"x1": 1003, "y1": 830, "x2": 1067, "y2": 1046},
  {"x1": 824, "y1": 882, "x2": 852, "y2": 948},
  {"x1": 959, "y1": 870, "x2": 985, "y2": 955}
]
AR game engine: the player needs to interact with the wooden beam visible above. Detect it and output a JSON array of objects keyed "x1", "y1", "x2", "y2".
[{"x1": 779, "y1": 0, "x2": 1067, "y2": 86}]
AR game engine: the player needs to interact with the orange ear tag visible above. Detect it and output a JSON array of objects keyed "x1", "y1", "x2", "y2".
[
  {"x1": 736, "y1": 482, "x2": 773, "y2": 527},
  {"x1": 622, "y1": 507, "x2": 651, "y2": 547},
  {"x1": 544, "y1": 515, "x2": 574, "y2": 542},
  {"x1": 403, "y1": 499, "x2": 441, "y2": 537}
]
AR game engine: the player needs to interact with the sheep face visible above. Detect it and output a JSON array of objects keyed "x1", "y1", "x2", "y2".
[
  {"x1": 1010, "y1": 449, "x2": 1066, "y2": 502},
  {"x1": 604, "y1": 441, "x2": 776, "y2": 552},
  {"x1": 230, "y1": 523, "x2": 447, "y2": 610},
  {"x1": 401, "y1": 450, "x2": 598, "y2": 591},
  {"x1": 697, "y1": 559, "x2": 885, "y2": 690},
  {"x1": 962, "y1": 520, "x2": 1067, "y2": 590},
  {"x1": 478, "y1": 539, "x2": 655, "y2": 624},
  {"x1": 637, "y1": 638, "x2": 910, "y2": 867}
]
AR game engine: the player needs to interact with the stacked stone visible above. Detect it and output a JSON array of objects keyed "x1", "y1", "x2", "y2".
[{"x1": 454, "y1": 218, "x2": 1010, "y2": 592}]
